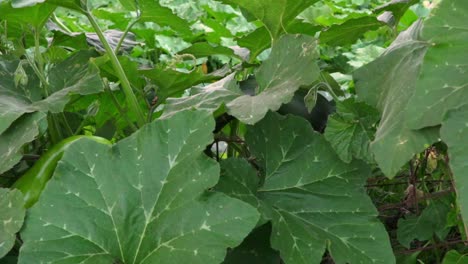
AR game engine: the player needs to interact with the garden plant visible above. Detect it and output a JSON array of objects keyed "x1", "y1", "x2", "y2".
[{"x1": 0, "y1": 0, "x2": 467, "y2": 263}]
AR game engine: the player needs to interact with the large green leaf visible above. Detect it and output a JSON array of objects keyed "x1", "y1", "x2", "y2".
[
  {"x1": 18, "y1": 110, "x2": 259, "y2": 264},
  {"x1": 0, "y1": 112, "x2": 46, "y2": 174},
  {"x1": 324, "y1": 98, "x2": 379, "y2": 163},
  {"x1": 0, "y1": 188, "x2": 25, "y2": 258},
  {"x1": 353, "y1": 20, "x2": 439, "y2": 177},
  {"x1": 441, "y1": 104, "x2": 468, "y2": 234},
  {"x1": 405, "y1": 0, "x2": 468, "y2": 129},
  {"x1": 227, "y1": 34, "x2": 320, "y2": 124},
  {"x1": 219, "y1": 0, "x2": 319, "y2": 39},
  {"x1": 218, "y1": 112, "x2": 395, "y2": 264}
]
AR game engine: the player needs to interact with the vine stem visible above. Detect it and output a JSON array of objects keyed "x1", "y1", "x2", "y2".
[
  {"x1": 103, "y1": 79, "x2": 138, "y2": 133},
  {"x1": 85, "y1": 11, "x2": 146, "y2": 127},
  {"x1": 115, "y1": 18, "x2": 140, "y2": 54}
]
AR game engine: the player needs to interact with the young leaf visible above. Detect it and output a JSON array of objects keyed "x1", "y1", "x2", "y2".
[
  {"x1": 405, "y1": 0, "x2": 468, "y2": 129},
  {"x1": 18, "y1": 110, "x2": 259, "y2": 264},
  {"x1": 218, "y1": 112, "x2": 395, "y2": 264},
  {"x1": 0, "y1": 188, "x2": 25, "y2": 258},
  {"x1": 353, "y1": 20, "x2": 438, "y2": 177},
  {"x1": 324, "y1": 98, "x2": 379, "y2": 163}
]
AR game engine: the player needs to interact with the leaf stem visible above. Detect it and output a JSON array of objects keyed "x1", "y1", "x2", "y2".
[
  {"x1": 104, "y1": 80, "x2": 138, "y2": 133},
  {"x1": 115, "y1": 18, "x2": 140, "y2": 54},
  {"x1": 85, "y1": 11, "x2": 146, "y2": 127}
]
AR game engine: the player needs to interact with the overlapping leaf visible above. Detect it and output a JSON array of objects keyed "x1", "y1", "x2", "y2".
[
  {"x1": 0, "y1": 51, "x2": 104, "y2": 173},
  {"x1": 218, "y1": 112, "x2": 395, "y2": 264},
  {"x1": 162, "y1": 73, "x2": 242, "y2": 118},
  {"x1": 219, "y1": 0, "x2": 319, "y2": 39},
  {"x1": 324, "y1": 98, "x2": 379, "y2": 163},
  {"x1": 0, "y1": 1, "x2": 55, "y2": 27},
  {"x1": 162, "y1": 34, "x2": 319, "y2": 125},
  {"x1": 227, "y1": 34, "x2": 319, "y2": 124},
  {"x1": 0, "y1": 51, "x2": 103, "y2": 128},
  {"x1": 0, "y1": 112, "x2": 46, "y2": 174},
  {"x1": 180, "y1": 43, "x2": 237, "y2": 58},
  {"x1": 0, "y1": 188, "x2": 25, "y2": 258},
  {"x1": 140, "y1": 66, "x2": 228, "y2": 103},
  {"x1": 222, "y1": 224, "x2": 280, "y2": 264},
  {"x1": 320, "y1": 17, "x2": 385, "y2": 46},
  {"x1": 118, "y1": 0, "x2": 192, "y2": 38},
  {"x1": 405, "y1": 0, "x2": 468, "y2": 129},
  {"x1": 353, "y1": 20, "x2": 438, "y2": 177},
  {"x1": 375, "y1": 0, "x2": 419, "y2": 23},
  {"x1": 19, "y1": 110, "x2": 259, "y2": 264}
]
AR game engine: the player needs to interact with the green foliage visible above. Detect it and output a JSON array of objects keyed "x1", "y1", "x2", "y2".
[
  {"x1": 0, "y1": 0, "x2": 467, "y2": 263},
  {"x1": 19, "y1": 110, "x2": 259, "y2": 264},
  {"x1": 405, "y1": 0, "x2": 468, "y2": 129},
  {"x1": 354, "y1": 20, "x2": 438, "y2": 177},
  {"x1": 443, "y1": 250, "x2": 468, "y2": 264},
  {"x1": 219, "y1": 113, "x2": 394, "y2": 263},
  {"x1": 324, "y1": 98, "x2": 379, "y2": 163},
  {"x1": 397, "y1": 197, "x2": 453, "y2": 248},
  {"x1": 0, "y1": 188, "x2": 25, "y2": 258}
]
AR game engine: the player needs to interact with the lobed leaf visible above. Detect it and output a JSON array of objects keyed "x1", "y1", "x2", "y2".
[
  {"x1": 18, "y1": 110, "x2": 259, "y2": 264},
  {"x1": 218, "y1": 112, "x2": 395, "y2": 264}
]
